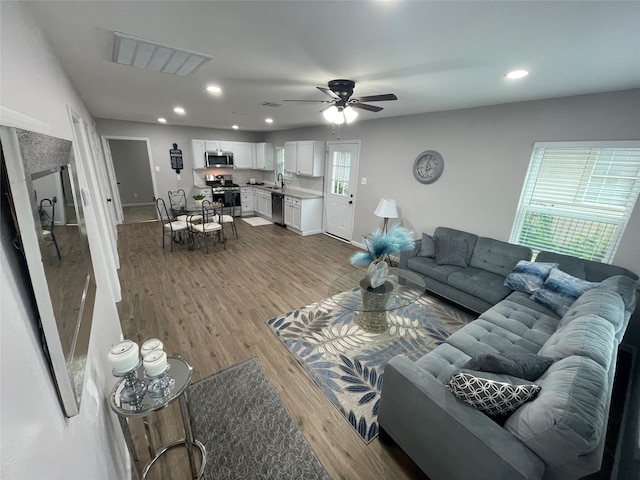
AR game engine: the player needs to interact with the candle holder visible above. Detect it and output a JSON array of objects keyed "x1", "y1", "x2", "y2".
[
  {"x1": 145, "y1": 364, "x2": 175, "y2": 398},
  {"x1": 113, "y1": 360, "x2": 147, "y2": 405}
]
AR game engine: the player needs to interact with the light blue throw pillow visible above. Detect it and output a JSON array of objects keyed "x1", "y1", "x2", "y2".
[
  {"x1": 504, "y1": 260, "x2": 558, "y2": 294},
  {"x1": 530, "y1": 267, "x2": 600, "y2": 316}
]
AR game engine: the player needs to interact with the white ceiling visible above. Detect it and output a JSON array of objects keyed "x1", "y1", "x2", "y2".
[{"x1": 23, "y1": 1, "x2": 640, "y2": 132}]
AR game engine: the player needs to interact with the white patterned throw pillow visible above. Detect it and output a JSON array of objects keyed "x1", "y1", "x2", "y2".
[{"x1": 448, "y1": 372, "x2": 541, "y2": 416}]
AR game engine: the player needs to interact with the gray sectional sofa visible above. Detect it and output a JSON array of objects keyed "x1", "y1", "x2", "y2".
[
  {"x1": 380, "y1": 229, "x2": 638, "y2": 480},
  {"x1": 400, "y1": 227, "x2": 533, "y2": 314}
]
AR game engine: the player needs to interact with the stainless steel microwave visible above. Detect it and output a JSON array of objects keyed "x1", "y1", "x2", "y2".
[{"x1": 205, "y1": 151, "x2": 234, "y2": 168}]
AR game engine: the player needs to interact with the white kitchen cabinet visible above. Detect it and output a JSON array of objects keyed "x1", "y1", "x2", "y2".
[
  {"x1": 284, "y1": 140, "x2": 325, "y2": 176},
  {"x1": 255, "y1": 189, "x2": 272, "y2": 219},
  {"x1": 241, "y1": 187, "x2": 254, "y2": 215},
  {"x1": 284, "y1": 195, "x2": 323, "y2": 235},
  {"x1": 205, "y1": 140, "x2": 233, "y2": 152},
  {"x1": 192, "y1": 139, "x2": 206, "y2": 168},
  {"x1": 253, "y1": 143, "x2": 274, "y2": 170},
  {"x1": 233, "y1": 142, "x2": 254, "y2": 169}
]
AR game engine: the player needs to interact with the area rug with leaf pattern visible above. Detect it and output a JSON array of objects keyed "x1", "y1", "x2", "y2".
[{"x1": 267, "y1": 294, "x2": 474, "y2": 443}]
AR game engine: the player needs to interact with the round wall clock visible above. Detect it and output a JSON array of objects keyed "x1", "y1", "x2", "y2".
[{"x1": 413, "y1": 150, "x2": 444, "y2": 184}]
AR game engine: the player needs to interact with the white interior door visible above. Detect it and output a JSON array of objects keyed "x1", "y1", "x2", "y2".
[{"x1": 324, "y1": 141, "x2": 359, "y2": 241}]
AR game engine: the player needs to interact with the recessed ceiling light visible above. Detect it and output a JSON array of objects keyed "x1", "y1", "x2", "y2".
[
  {"x1": 232, "y1": 125, "x2": 239, "y2": 130},
  {"x1": 174, "y1": 106, "x2": 185, "y2": 114},
  {"x1": 265, "y1": 118, "x2": 274, "y2": 124},
  {"x1": 206, "y1": 85, "x2": 222, "y2": 93},
  {"x1": 158, "y1": 118, "x2": 167, "y2": 123},
  {"x1": 506, "y1": 70, "x2": 529, "y2": 79}
]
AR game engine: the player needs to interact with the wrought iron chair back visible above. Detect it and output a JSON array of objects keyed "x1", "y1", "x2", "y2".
[
  {"x1": 155, "y1": 197, "x2": 189, "y2": 251},
  {"x1": 39, "y1": 197, "x2": 61, "y2": 259}
]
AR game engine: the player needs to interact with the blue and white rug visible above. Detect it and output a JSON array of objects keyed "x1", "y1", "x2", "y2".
[{"x1": 267, "y1": 294, "x2": 474, "y2": 442}]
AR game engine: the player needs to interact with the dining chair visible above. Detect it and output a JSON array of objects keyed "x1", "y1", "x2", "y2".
[
  {"x1": 155, "y1": 197, "x2": 190, "y2": 252},
  {"x1": 39, "y1": 197, "x2": 61, "y2": 259},
  {"x1": 221, "y1": 191, "x2": 239, "y2": 239},
  {"x1": 168, "y1": 189, "x2": 203, "y2": 223},
  {"x1": 190, "y1": 200, "x2": 225, "y2": 253}
]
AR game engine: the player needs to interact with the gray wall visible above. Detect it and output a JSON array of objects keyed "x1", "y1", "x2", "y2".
[{"x1": 108, "y1": 139, "x2": 155, "y2": 205}]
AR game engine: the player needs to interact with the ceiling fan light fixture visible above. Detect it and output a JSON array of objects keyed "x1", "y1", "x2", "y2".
[{"x1": 343, "y1": 106, "x2": 358, "y2": 123}]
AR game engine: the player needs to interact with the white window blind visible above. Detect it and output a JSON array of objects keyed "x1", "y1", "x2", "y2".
[{"x1": 510, "y1": 141, "x2": 640, "y2": 262}]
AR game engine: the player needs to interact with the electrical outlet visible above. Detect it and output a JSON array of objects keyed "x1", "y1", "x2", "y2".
[
  {"x1": 155, "y1": 166, "x2": 160, "y2": 172},
  {"x1": 133, "y1": 192, "x2": 138, "y2": 198}
]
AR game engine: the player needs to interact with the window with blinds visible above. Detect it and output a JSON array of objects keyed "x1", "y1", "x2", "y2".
[{"x1": 509, "y1": 141, "x2": 640, "y2": 263}]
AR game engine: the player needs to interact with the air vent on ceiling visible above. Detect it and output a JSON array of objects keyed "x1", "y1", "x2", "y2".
[
  {"x1": 261, "y1": 102, "x2": 283, "y2": 108},
  {"x1": 112, "y1": 32, "x2": 212, "y2": 77}
]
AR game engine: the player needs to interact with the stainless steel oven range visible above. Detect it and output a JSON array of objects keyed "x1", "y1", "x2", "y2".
[{"x1": 205, "y1": 174, "x2": 241, "y2": 216}]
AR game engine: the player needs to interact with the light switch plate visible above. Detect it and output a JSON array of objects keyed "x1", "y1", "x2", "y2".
[{"x1": 361, "y1": 177, "x2": 367, "y2": 184}]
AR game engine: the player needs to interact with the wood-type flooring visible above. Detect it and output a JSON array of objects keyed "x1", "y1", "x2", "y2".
[{"x1": 116, "y1": 219, "x2": 429, "y2": 480}]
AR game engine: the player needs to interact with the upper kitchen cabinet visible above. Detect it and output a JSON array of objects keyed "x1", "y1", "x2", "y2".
[
  {"x1": 192, "y1": 139, "x2": 206, "y2": 168},
  {"x1": 232, "y1": 142, "x2": 254, "y2": 169},
  {"x1": 253, "y1": 142, "x2": 274, "y2": 170},
  {"x1": 205, "y1": 140, "x2": 233, "y2": 152},
  {"x1": 284, "y1": 140, "x2": 325, "y2": 176}
]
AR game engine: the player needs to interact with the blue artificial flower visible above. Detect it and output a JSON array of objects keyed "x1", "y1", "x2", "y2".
[{"x1": 350, "y1": 225, "x2": 414, "y2": 265}]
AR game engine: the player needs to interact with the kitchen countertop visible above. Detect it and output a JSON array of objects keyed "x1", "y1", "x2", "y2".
[{"x1": 243, "y1": 184, "x2": 323, "y2": 199}]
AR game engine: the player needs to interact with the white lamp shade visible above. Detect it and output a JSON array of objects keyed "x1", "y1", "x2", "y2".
[
  {"x1": 323, "y1": 105, "x2": 358, "y2": 124},
  {"x1": 374, "y1": 198, "x2": 398, "y2": 218},
  {"x1": 323, "y1": 105, "x2": 339, "y2": 123}
]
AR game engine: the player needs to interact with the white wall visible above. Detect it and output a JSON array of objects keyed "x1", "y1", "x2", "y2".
[
  {"x1": 0, "y1": 3, "x2": 128, "y2": 479},
  {"x1": 265, "y1": 89, "x2": 640, "y2": 275}
]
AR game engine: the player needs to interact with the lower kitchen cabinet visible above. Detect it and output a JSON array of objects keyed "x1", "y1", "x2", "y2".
[
  {"x1": 241, "y1": 187, "x2": 254, "y2": 215},
  {"x1": 255, "y1": 189, "x2": 272, "y2": 219},
  {"x1": 284, "y1": 196, "x2": 323, "y2": 236}
]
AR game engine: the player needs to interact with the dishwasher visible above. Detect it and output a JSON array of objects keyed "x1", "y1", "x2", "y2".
[{"x1": 271, "y1": 192, "x2": 285, "y2": 226}]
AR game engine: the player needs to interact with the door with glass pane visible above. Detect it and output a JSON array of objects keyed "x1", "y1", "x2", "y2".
[{"x1": 324, "y1": 142, "x2": 359, "y2": 241}]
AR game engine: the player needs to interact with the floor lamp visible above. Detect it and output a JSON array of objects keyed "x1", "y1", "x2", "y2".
[{"x1": 374, "y1": 198, "x2": 398, "y2": 234}]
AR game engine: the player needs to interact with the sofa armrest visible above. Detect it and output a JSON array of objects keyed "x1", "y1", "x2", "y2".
[
  {"x1": 378, "y1": 355, "x2": 545, "y2": 480},
  {"x1": 399, "y1": 240, "x2": 421, "y2": 268}
]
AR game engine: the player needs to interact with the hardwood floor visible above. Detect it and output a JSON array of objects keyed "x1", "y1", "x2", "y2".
[{"x1": 116, "y1": 219, "x2": 428, "y2": 480}]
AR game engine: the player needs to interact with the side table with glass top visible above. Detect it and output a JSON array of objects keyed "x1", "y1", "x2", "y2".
[
  {"x1": 328, "y1": 268, "x2": 426, "y2": 333},
  {"x1": 109, "y1": 355, "x2": 206, "y2": 480}
]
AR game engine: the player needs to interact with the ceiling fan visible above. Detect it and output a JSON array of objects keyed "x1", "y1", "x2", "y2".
[{"x1": 284, "y1": 79, "x2": 397, "y2": 123}]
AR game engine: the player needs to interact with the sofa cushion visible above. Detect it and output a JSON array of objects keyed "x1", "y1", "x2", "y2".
[
  {"x1": 435, "y1": 237, "x2": 468, "y2": 266},
  {"x1": 538, "y1": 315, "x2": 615, "y2": 370},
  {"x1": 469, "y1": 237, "x2": 532, "y2": 278},
  {"x1": 406, "y1": 256, "x2": 463, "y2": 283},
  {"x1": 448, "y1": 268, "x2": 513, "y2": 305},
  {"x1": 598, "y1": 275, "x2": 637, "y2": 313},
  {"x1": 445, "y1": 319, "x2": 538, "y2": 357},
  {"x1": 559, "y1": 287, "x2": 626, "y2": 334},
  {"x1": 448, "y1": 371, "x2": 541, "y2": 416},
  {"x1": 463, "y1": 352, "x2": 553, "y2": 381},
  {"x1": 504, "y1": 261, "x2": 558, "y2": 294},
  {"x1": 504, "y1": 356, "x2": 608, "y2": 467},
  {"x1": 433, "y1": 227, "x2": 478, "y2": 265},
  {"x1": 530, "y1": 267, "x2": 600, "y2": 316},
  {"x1": 478, "y1": 299, "x2": 559, "y2": 351},
  {"x1": 415, "y1": 342, "x2": 472, "y2": 384}
]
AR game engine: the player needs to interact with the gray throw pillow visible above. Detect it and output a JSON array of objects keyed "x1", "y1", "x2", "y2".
[
  {"x1": 463, "y1": 352, "x2": 553, "y2": 382},
  {"x1": 435, "y1": 238, "x2": 468, "y2": 266},
  {"x1": 417, "y1": 233, "x2": 435, "y2": 257},
  {"x1": 448, "y1": 372, "x2": 541, "y2": 416}
]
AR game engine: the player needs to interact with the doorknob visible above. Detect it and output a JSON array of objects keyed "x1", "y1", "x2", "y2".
[
  {"x1": 107, "y1": 198, "x2": 112, "y2": 202},
  {"x1": 349, "y1": 200, "x2": 353, "y2": 204}
]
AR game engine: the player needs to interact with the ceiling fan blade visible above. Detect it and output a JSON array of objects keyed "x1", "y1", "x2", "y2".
[
  {"x1": 317, "y1": 86, "x2": 340, "y2": 99},
  {"x1": 353, "y1": 93, "x2": 398, "y2": 103},
  {"x1": 350, "y1": 103, "x2": 383, "y2": 112},
  {"x1": 283, "y1": 99, "x2": 332, "y2": 103}
]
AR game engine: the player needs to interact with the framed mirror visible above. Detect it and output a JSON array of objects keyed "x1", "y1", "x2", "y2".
[{"x1": 1, "y1": 126, "x2": 96, "y2": 417}]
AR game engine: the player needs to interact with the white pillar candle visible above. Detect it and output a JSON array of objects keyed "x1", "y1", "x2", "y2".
[
  {"x1": 141, "y1": 338, "x2": 163, "y2": 357},
  {"x1": 143, "y1": 350, "x2": 168, "y2": 377},
  {"x1": 108, "y1": 340, "x2": 139, "y2": 374}
]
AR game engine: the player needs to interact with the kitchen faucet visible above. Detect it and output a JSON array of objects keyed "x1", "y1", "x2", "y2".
[{"x1": 277, "y1": 173, "x2": 284, "y2": 189}]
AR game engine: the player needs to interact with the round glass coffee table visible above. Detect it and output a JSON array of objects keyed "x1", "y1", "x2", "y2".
[{"x1": 328, "y1": 267, "x2": 426, "y2": 333}]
